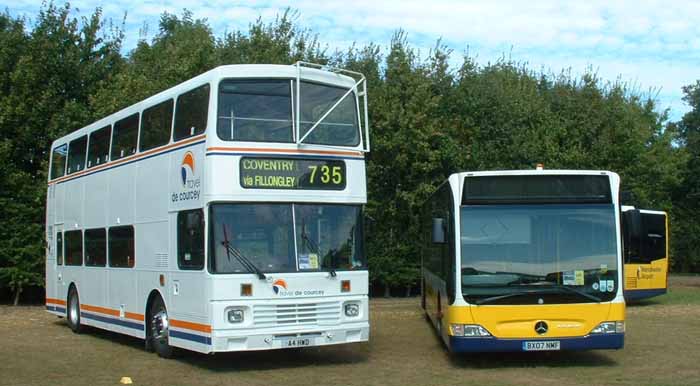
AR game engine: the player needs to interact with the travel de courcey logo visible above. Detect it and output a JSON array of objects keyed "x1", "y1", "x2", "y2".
[
  {"x1": 181, "y1": 151, "x2": 195, "y2": 186},
  {"x1": 273, "y1": 279, "x2": 288, "y2": 294},
  {"x1": 171, "y1": 151, "x2": 201, "y2": 203}
]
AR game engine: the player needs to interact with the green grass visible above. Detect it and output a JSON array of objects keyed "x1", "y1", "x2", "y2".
[{"x1": 1, "y1": 277, "x2": 699, "y2": 386}]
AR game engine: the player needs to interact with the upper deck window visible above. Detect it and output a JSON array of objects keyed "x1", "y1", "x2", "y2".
[
  {"x1": 111, "y1": 113, "x2": 139, "y2": 160},
  {"x1": 140, "y1": 99, "x2": 174, "y2": 151},
  {"x1": 217, "y1": 80, "x2": 293, "y2": 143},
  {"x1": 87, "y1": 125, "x2": 111, "y2": 168},
  {"x1": 299, "y1": 81, "x2": 360, "y2": 147},
  {"x1": 66, "y1": 135, "x2": 87, "y2": 175},
  {"x1": 174, "y1": 84, "x2": 209, "y2": 141},
  {"x1": 50, "y1": 144, "x2": 68, "y2": 179}
]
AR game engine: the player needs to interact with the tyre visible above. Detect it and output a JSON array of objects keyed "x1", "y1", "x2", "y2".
[
  {"x1": 148, "y1": 296, "x2": 176, "y2": 358},
  {"x1": 66, "y1": 286, "x2": 82, "y2": 334}
]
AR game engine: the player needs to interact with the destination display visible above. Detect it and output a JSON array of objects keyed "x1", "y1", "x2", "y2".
[{"x1": 240, "y1": 157, "x2": 346, "y2": 190}]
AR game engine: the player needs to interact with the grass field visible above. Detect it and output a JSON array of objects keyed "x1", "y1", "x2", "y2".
[{"x1": 1, "y1": 276, "x2": 699, "y2": 386}]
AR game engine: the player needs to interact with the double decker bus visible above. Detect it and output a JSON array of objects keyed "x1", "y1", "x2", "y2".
[
  {"x1": 621, "y1": 206, "x2": 669, "y2": 301},
  {"x1": 421, "y1": 169, "x2": 625, "y2": 352},
  {"x1": 45, "y1": 62, "x2": 370, "y2": 357}
]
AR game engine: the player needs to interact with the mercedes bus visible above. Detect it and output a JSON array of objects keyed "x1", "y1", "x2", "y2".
[
  {"x1": 45, "y1": 62, "x2": 370, "y2": 357},
  {"x1": 621, "y1": 206, "x2": 669, "y2": 301},
  {"x1": 421, "y1": 169, "x2": 625, "y2": 352}
]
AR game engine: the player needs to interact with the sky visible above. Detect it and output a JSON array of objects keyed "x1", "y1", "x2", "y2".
[{"x1": 6, "y1": 0, "x2": 699, "y2": 121}]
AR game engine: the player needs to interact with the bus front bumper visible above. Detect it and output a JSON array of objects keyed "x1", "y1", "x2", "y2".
[
  {"x1": 210, "y1": 322, "x2": 369, "y2": 352},
  {"x1": 449, "y1": 333, "x2": 624, "y2": 352}
]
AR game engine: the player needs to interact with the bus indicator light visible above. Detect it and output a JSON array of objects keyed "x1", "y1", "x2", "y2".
[
  {"x1": 341, "y1": 280, "x2": 351, "y2": 293},
  {"x1": 159, "y1": 274, "x2": 165, "y2": 287},
  {"x1": 241, "y1": 283, "x2": 253, "y2": 297}
]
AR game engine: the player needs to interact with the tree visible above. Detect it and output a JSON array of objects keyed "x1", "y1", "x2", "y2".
[{"x1": 0, "y1": 3, "x2": 123, "y2": 304}]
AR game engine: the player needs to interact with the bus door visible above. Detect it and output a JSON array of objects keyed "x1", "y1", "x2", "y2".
[
  {"x1": 623, "y1": 210, "x2": 668, "y2": 291},
  {"x1": 53, "y1": 224, "x2": 65, "y2": 301}
]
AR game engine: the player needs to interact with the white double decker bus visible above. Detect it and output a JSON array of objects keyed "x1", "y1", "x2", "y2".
[{"x1": 45, "y1": 62, "x2": 370, "y2": 357}]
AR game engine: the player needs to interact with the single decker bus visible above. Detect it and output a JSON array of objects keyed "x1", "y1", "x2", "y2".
[
  {"x1": 45, "y1": 62, "x2": 370, "y2": 357},
  {"x1": 421, "y1": 169, "x2": 625, "y2": 352},
  {"x1": 621, "y1": 206, "x2": 669, "y2": 301}
]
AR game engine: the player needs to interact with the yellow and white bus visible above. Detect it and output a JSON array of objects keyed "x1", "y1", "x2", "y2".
[
  {"x1": 621, "y1": 206, "x2": 669, "y2": 301},
  {"x1": 421, "y1": 169, "x2": 625, "y2": 352},
  {"x1": 45, "y1": 62, "x2": 370, "y2": 357}
]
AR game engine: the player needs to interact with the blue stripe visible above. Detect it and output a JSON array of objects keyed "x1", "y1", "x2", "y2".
[
  {"x1": 206, "y1": 151, "x2": 363, "y2": 161},
  {"x1": 46, "y1": 305, "x2": 66, "y2": 313},
  {"x1": 53, "y1": 139, "x2": 205, "y2": 185},
  {"x1": 169, "y1": 329, "x2": 212, "y2": 345},
  {"x1": 80, "y1": 312, "x2": 144, "y2": 331},
  {"x1": 449, "y1": 333, "x2": 624, "y2": 352},
  {"x1": 624, "y1": 288, "x2": 667, "y2": 301}
]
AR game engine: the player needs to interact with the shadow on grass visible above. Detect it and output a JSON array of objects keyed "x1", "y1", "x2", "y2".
[
  {"x1": 51, "y1": 318, "x2": 370, "y2": 371},
  {"x1": 448, "y1": 350, "x2": 617, "y2": 368},
  {"x1": 181, "y1": 343, "x2": 370, "y2": 372}
]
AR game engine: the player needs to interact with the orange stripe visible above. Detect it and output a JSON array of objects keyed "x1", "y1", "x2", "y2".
[
  {"x1": 125, "y1": 312, "x2": 145, "y2": 322},
  {"x1": 170, "y1": 319, "x2": 212, "y2": 333},
  {"x1": 80, "y1": 303, "x2": 145, "y2": 322},
  {"x1": 82, "y1": 304, "x2": 120, "y2": 317},
  {"x1": 46, "y1": 297, "x2": 66, "y2": 306},
  {"x1": 206, "y1": 146, "x2": 363, "y2": 157},
  {"x1": 48, "y1": 134, "x2": 206, "y2": 186}
]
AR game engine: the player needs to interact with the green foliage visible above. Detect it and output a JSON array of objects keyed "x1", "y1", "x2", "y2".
[{"x1": 0, "y1": 3, "x2": 697, "y2": 303}]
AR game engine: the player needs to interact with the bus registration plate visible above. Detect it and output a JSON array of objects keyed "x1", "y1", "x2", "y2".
[
  {"x1": 522, "y1": 341, "x2": 560, "y2": 351},
  {"x1": 281, "y1": 337, "x2": 312, "y2": 348}
]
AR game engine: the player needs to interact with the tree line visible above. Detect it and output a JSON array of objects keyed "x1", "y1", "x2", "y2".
[{"x1": 0, "y1": 3, "x2": 697, "y2": 303}]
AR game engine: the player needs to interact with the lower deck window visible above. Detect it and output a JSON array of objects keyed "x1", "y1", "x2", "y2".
[
  {"x1": 109, "y1": 226, "x2": 134, "y2": 268},
  {"x1": 85, "y1": 228, "x2": 107, "y2": 267},
  {"x1": 64, "y1": 230, "x2": 83, "y2": 266},
  {"x1": 178, "y1": 210, "x2": 204, "y2": 270}
]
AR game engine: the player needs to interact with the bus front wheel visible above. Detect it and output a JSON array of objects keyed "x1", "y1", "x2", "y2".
[
  {"x1": 149, "y1": 296, "x2": 176, "y2": 358},
  {"x1": 67, "y1": 286, "x2": 82, "y2": 334}
]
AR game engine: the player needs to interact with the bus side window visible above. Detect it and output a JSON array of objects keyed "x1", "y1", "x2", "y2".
[
  {"x1": 50, "y1": 144, "x2": 68, "y2": 179},
  {"x1": 641, "y1": 213, "x2": 666, "y2": 262},
  {"x1": 174, "y1": 84, "x2": 210, "y2": 141},
  {"x1": 64, "y1": 230, "x2": 83, "y2": 266},
  {"x1": 140, "y1": 99, "x2": 174, "y2": 151},
  {"x1": 67, "y1": 135, "x2": 87, "y2": 175},
  {"x1": 178, "y1": 209, "x2": 204, "y2": 270},
  {"x1": 111, "y1": 113, "x2": 139, "y2": 160},
  {"x1": 85, "y1": 228, "x2": 107, "y2": 267},
  {"x1": 56, "y1": 232, "x2": 63, "y2": 265},
  {"x1": 109, "y1": 226, "x2": 135, "y2": 268},
  {"x1": 87, "y1": 125, "x2": 111, "y2": 168}
]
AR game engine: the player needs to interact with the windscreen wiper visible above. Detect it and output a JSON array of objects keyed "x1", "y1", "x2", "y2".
[
  {"x1": 222, "y1": 225, "x2": 266, "y2": 280},
  {"x1": 507, "y1": 278, "x2": 602, "y2": 303},
  {"x1": 300, "y1": 222, "x2": 336, "y2": 277},
  {"x1": 473, "y1": 284, "x2": 601, "y2": 305}
]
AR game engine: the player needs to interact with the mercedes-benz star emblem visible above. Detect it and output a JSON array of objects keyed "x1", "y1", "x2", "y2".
[{"x1": 535, "y1": 321, "x2": 548, "y2": 335}]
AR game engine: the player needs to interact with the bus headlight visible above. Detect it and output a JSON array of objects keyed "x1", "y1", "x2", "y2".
[
  {"x1": 450, "y1": 324, "x2": 491, "y2": 337},
  {"x1": 227, "y1": 308, "x2": 245, "y2": 323},
  {"x1": 344, "y1": 303, "x2": 360, "y2": 317},
  {"x1": 590, "y1": 321, "x2": 624, "y2": 334}
]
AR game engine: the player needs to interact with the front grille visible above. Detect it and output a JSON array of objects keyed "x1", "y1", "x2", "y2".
[{"x1": 253, "y1": 301, "x2": 341, "y2": 327}]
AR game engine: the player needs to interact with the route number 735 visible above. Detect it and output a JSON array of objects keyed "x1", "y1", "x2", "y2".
[{"x1": 308, "y1": 165, "x2": 343, "y2": 184}]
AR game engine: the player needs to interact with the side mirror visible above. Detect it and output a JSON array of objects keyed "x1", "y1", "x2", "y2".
[
  {"x1": 431, "y1": 218, "x2": 446, "y2": 244},
  {"x1": 620, "y1": 191, "x2": 635, "y2": 204}
]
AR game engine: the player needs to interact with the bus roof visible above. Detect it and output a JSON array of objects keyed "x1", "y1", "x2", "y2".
[{"x1": 50, "y1": 64, "x2": 359, "y2": 147}]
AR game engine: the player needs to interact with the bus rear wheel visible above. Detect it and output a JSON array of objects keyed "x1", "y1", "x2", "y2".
[
  {"x1": 149, "y1": 296, "x2": 176, "y2": 358},
  {"x1": 67, "y1": 286, "x2": 82, "y2": 334}
]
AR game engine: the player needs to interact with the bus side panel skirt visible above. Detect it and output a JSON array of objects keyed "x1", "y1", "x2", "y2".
[
  {"x1": 624, "y1": 288, "x2": 667, "y2": 301},
  {"x1": 448, "y1": 333, "x2": 624, "y2": 352}
]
